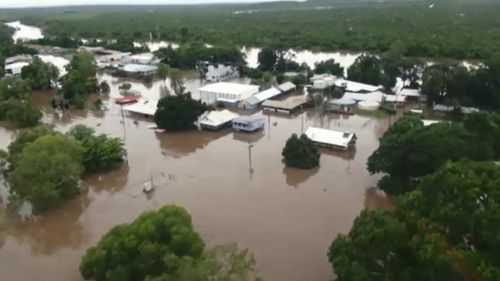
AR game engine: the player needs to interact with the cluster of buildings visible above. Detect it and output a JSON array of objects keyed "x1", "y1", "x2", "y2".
[
  {"x1": 310, "y1": 74, "x2": 423, "y2": 114},
  {"x1": 79, "y1": 47, "x2": 160, "y2": 77}
]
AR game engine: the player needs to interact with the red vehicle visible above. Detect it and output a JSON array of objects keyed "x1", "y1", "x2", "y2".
[{"x1": 115, "y1": 96, "x2": 139, "y2": 105}]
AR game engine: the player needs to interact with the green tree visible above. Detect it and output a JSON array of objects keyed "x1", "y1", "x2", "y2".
[
  {"x1": 60, "y1": 52, "x2": 98, "y2": 105},
  {"x1": 314, "y1": 59, "x2": 344, "y2": 76},
  {"x1": 80, "y1": 205, "x2": 205, "y2": 281},
  {"x1": 5, "y1": 125, "x2": 56, "y2": 172},
  {"x1": 368, "y1": 117, "x2": 491, "y2": 195},
  {"x1": 158, "y1": 63, "x2": 170, "y2": 86},
  {"x1": 21, "y1": 57, "x2": 59, "y2": 90},
  {"x1": 0, "y1": 99, "x2": 42, "y2": 128},
  {"x1": 282, "y1": 133, "x2": 320, "y2": 169},
  {"x1": 464, "y1": 112, "x2": 500, "y2": 158},
  {"x1": 257, "y1": 47, "x2": 278, "y2": 72},
  {"x1": 145, "y1": 244, "x2": 258, "y2": 281},
  {"x1": 0, "y1": 76, "x2": 29, "y2": 101},
  {"x1": 168, "y1": 68, "x2": 184, "y2": 95},
  {"x1": 328, "y1": 209, "x2": 465, "y2": 281},
  {"x1": 68, "y1": 124, "x2": 126, "y2": 173},
  {"x1": 154, "y1": 94, "x2": 207, "y2": 131},
  {"x1": 402, "y1": 161, "x2": 500, "y2": 271},
  {"x1": 99, "y1": 81, "x2": 110, "y2": 94},
  {"x1": 8, "y1": 134, "x2": 84, "y2": 212}
]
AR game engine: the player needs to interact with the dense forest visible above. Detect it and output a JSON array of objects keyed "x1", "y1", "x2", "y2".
[{"x1": 1, "y1": 0, "x2": 500, "y2": 60}]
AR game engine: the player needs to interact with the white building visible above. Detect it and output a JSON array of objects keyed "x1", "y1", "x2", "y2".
[
  {"x1": 342, "y1": 91, "x2": 385, "y2": 103},
  {"x1": 335, "y1": 79, "x2": 382, "y2": 93},
  {"x1": 124, "y1": 53, "x2": 156, "y2": 65},
  {"x1": 4, "y1": 61, "x2": 30, "y2": 75},
  {"x1": 121, "y1": 64, "x2": 158, "y2": 76},
  {"x1": 197, "y1": 109, "x2": 239, "y2": 130},
  {"x1": 199, "y1": 82, "x2": 259, "y2": 104},
  {"x1": 205, "y1": 64, "x2": 239, "y2": 82},
  {"x1": 305, "y1": 127, "x2": 357, "y2": 150},
  {"x1": 123, "y1": 99, "x2": 158, "y2": 117}
]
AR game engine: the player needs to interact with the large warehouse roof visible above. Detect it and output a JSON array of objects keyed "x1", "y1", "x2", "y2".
[{"x1": 199, "y1": 82, "x2": 259, "y2": 95}]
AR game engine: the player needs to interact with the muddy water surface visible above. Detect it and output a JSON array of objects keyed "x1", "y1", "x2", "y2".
[
  {"x1": 0, "y1": 79, "x2": 392, "y2": 281},
  {"x1": 0, "y1": 24, "x2": 394, "y2": 281}
]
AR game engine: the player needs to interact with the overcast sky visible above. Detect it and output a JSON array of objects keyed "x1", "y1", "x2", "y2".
[{"x1": 1, "y1": 0, "x2": 295, "y2": 8}]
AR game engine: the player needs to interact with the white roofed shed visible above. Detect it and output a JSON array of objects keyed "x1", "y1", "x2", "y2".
[{"x1": 305, "y1": 127, "x2": 357, "y2": 150}]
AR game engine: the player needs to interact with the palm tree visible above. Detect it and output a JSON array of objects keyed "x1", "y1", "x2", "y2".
[
  {"x1": 158, "y1": 63, "x2": 170, "y2": 86},
  {"x1": 168, "y1": 68, "x2": 185, "y2": 95}
]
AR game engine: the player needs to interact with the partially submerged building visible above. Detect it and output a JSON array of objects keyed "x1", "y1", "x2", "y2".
[
  {"x1": 334, "y1": 79, "x2": 382, "y2": 93},
  {"x1": 198, "y1": 62, "x2": 239, "y2": 82},
  {"x1": 262, "y1": 95, "x2": 307, "y2": 114},
  {"x1": 232, "y1": 116, "x2": 265, "y2": 132},
  {"x1": 197, "y1": 109, "x2": 239, "y2": 130},
  {"x1": 239, "y1": 82, "x2": 297, "y2": 110},
  {"x1": 305, "y1": 127, "x2": 357, "y2": 150},
  {"x1": 199, "y1": 82, "x2": 259, "y2": 105},
  {"x1": 122, "y1": 99, "x2": 158, "y2": 117},
  {"x1": 121, "y1": 64, "x2": 158, "y2": 76},
  {"x1": 328, "y1": 98, "x2": 357, "y2": 114},
  {"x1": 4, "y1": 54, "x2": 33, "y2": 75}
]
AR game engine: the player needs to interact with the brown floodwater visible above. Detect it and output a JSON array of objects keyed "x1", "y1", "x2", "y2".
[{"x1": 0, "y1": 73, "x2": 393, "y2": 281}]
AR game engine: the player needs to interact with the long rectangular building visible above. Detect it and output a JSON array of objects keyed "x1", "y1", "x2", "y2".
[
  {"x1": 199, "y1": 82, "x2": 259, "y2": 104},
  {"x1": 305, "y1": 127, "x2": 357, "y2": 150}
]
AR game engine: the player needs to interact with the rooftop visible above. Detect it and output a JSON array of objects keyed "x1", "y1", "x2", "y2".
[
  {"x1": 254, "y1": 87, "x2": 281, "y2": 102},
  {"x1": 122, "y1": 64, "x2": 158, "y2": 73},
  {"x1": 198, "y1": 109, "x2": 239, "y2": 127},
  {"x1": 278, "y1": 82, "x2": 296, "y2": 92},
  {"x1": 122, "y1": 99, "x2": 158, "y2": 116},
  {"x1": 398, "y1": 88, "x2": 421, "y2": 97},
  {"x1": 305, "y1": 127, "x2": 356, "y2": 149},
  {"x1": 335, "y1": 79, "x2": 381, "y2": 93},
  {"x1": 199, "y1": 82, "x2": 259, "y2": 95},
  {"x1": 342, "y1": 91, "x2": 384, "y2": 103},
  {"x1": 262, "y1": 95, "x2": 307, "y2": 111}
]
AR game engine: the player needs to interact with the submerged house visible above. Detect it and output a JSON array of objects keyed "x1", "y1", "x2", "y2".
[
  {"x1": 239, "y1": 82, "x2": 297, "y2": 110},
  {"x1": 305, "y1": 127, "x2": 357, "y2": 150},
  {"x1": 198, "y1": 62, "x2": 239, "y2": 82},
  {"x1": 121, "y1": 64, "x2": 158, "y2": 76},
  {"x1": 199, "y1": 82, "x2": 259, "y2": 105},
  {"x1": 328, "y1": 98, "x2": 357, "y2": 114},
  {"x1": 197, "y1": 109, "x2": 239, "y2": 130},
  {"x1": 232, "y1": 116, "x2": 265, "y2": 132},
  {"x1": 122, "y1": 99, "x2": 158, "y2": 117},
  {"x1": 4, "y1": 54, "x2": 33, "y2": 75}
]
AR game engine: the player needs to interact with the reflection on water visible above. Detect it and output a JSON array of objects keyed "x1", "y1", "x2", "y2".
[
  {"x1": 282, "y1": 166, "x2": 320, "y2": 188},
  {"x1": 0, "y1": 52, "x2": 394, "y2": 281},
  {"x1": 5, "y1": 21, "x2": 44, "y2": 42}
]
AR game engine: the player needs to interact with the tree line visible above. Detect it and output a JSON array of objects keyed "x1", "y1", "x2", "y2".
[
  {"x1": 9, "y1": 0, "x2": 500, "y2": 60},
  {"x1": 328, "y1": 113, "x2": 500, "y2": 280}
]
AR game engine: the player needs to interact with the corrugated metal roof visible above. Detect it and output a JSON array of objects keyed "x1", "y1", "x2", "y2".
[
  {"x1": 278, "y1": 82, "x2": 296, "y2": 92},
  {"x1": 123, "y1": 99, "x2": 158, "y2": 116},
  {"x1": 198, "y1": 109, "x2": 239, "y2": 127},
  {"x1": 305, "y1": 127, "x2": 355, "y2": 149},
  {"x1": 254, "y1": 87, "x2": 281, "y2": 102},
  {"x1": 335, "y1": 79, "x2": 381, "y2": 92},
  {"x1": 342, "y1": 91, "x2": 384, "y2": 103},
  {"x1": 199, "y1": 82, "x2": 259, "y2": 95}
]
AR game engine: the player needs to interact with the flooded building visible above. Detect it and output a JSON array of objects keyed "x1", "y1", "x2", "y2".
[
  {"x1": 305, "y1": 127, "x2": 357, "y2": 150},
  {"x1": 197, "y1": 109, "x2": 239, "y2": 130},
  {"x1": 199, "y1": 82, "x2": 259, "y2": 105},
  {"x1": 121, "y1": 64, "x2": 158, "y2": 76},
  {"x1": 198, "y1": 62, "x2": 239, "y2": 82},
  {"x1": 232, "y1": 116, "x2": 265, "y2": 132}
]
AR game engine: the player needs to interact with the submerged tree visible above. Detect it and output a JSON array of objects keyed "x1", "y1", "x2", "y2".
[
  {"x1": 8, "y1": 134, "x2": 84, "y2": 212},
  {"x1": 80, "y1": 205, "x2": 205, "y2": 281},
  {"x1": 282, "y1": 133, "x2": 320, "y2": 169},
  {"x1": 314, "y1": 59, "x2": 344, "y2": 76},
  {"x1": 68, "y1": 124, "x2": 126, "y2": 173},
  {"x1": 328, "y1": 209, "x2": 466, "y2": 281},
  {"x1": 154, "y1": 94, "x2": 207, "y2": 131},
  {"x1": 21, "y1": 57, "x2": 59, "y2": 90},
  {"x1": 367, "y1": 116, "x2": 492, "y2": 195}
]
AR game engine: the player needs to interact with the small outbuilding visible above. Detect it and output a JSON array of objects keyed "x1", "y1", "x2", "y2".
[{"x1": 328, "y1": 98, "x2": 357, "y2": 114}]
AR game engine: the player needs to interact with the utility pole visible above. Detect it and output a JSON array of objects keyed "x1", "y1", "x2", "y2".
[
  {"x1": 301, "y1": 112, "x2": 305, "y2": 134},
  {"x1": 120, "y1": 106, "x2": 127, "y2": 140},
  {"x1": 248, "y1": 142, "x2": 254, "y2": 176}
]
